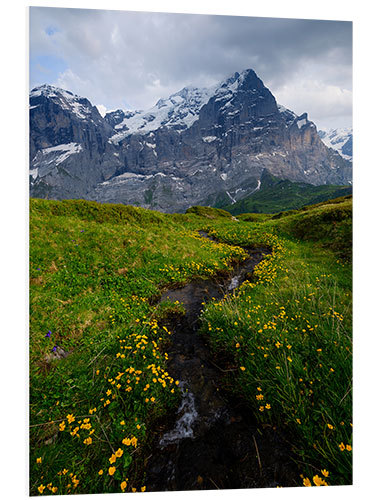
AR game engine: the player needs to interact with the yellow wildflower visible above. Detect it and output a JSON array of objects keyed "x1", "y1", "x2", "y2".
[
  {"x1": 83, "y1": 437, "x2": 92, "y2": 445},
  {"x1": 121, "y1": 481, "x2": 127, "y2": 491},
  {"x1": 321, "y1": 469, "x2": 329, "y2": 477},
  {"x1": 313, "y1": 475, "x2": 328, "y2": 486},
  {"x1": 38, "y1": 484, "x2": 46, "y2": 494},
  {"x1": 98, "y1": 470, "x2": 103, "y2": 475},
  {"x1": 36, "y1": 457, "x2": 42, "y2": 464},
  {"x1": 131, "y1": 436, "x2": 138, "y2": 448},
  {"x1": 346, "y1": 445, "x2": 352, "y2": 451},
  {"x1": 66, "y1": 414, "x2": 75, "y2": 424},
  {"x1": 240, "y1": 366, "x2": 246, "y2": 371},
  {"x1": 339, "y1": 442, "x2": 345, "y2": 451},
  {"x1": 108, "y1": 466, "x2": 116, "y2": 476},
  {"x1": 303, "y1": 477, "x2": 311, "y2": 487},
  {"x1": 115, "y1": 448, "x2": 123, "y2": 458}
]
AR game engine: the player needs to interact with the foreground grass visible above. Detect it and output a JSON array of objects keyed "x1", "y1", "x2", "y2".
[
  {"x1": 29, "y1": 197, "x2": 352, "y2": 494},
  {"x1": 29, "y1": 199, "x2": 247, "y2": 495},
  {"x1": 199, "y1": 204, "x2": 352, "y2": 487}
]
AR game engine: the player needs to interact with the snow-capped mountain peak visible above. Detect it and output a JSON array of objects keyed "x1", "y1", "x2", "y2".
[
  {"x1": 29, "y1": 84, "x2": 99, "y2": 121},
  {"x1": 318, "y1": 128, "x2": 353, "y2": 161},
  {"x1": 107, "y1": 69, "x2": 275, "y2": 144},
  {"x1": 108, "y1": 85, "x2": 217, "y2": 144}
]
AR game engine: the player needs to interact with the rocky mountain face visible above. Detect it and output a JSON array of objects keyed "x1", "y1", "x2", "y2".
[
  {"x1": 29, "y1": 70, "x2": 352, "y2": 212},
  {"x1": 318, "y1": 128, "x2": 353, "y2": 162},
  {"x1": 29, "y1": 84, "x2": 125, "y2": 199}
]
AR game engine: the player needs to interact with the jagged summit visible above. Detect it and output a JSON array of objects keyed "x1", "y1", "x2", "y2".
[
  {"x1": 108, "y1": 69, "x2": 277, "y2": 143},
  {"x1": 108, "y1": 84, "x2": 216, "y2": 143},
  {"x1": 30, "y1": 83, "x2": 80, "y2": 98},
  {"x1": 29, "y1": 83, "x2": 105, "y2": 123},
  {"x1": 30, "y1": 83, "x2": 87, "y2": 105},
  {"x1": 218, "y1": 68, "x2": 263, "y2": 91}
]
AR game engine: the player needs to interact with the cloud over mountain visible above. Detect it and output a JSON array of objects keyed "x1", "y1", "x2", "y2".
[{"x1": 30, "y1": 8, "x2": 352, "y2": 130}]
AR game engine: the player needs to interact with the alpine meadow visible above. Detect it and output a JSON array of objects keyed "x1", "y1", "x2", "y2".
[{"x1": 29, "y1": 196, "x2": 352, "y2": 493}]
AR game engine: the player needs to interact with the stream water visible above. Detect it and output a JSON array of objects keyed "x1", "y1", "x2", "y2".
[{"x1": 144, "y1": 236, "x2": 300, "y2": 491}]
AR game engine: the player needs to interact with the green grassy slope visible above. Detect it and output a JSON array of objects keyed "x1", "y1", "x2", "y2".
[
  {"x1": 218, "y1": 172, "x2": 352, "y2": 215},
  {"x1": 29, "y1": 196, "x2": 352, "y2": 494}
]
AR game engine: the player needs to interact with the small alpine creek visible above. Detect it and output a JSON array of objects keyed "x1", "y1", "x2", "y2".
[{"x1": 144, "y1": 239, "x2": 299, "y2": 491}]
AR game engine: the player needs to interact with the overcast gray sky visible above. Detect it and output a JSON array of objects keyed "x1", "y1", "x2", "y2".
[{"x1": 29, "y1": 7, "x2": 352, "y2": 130}]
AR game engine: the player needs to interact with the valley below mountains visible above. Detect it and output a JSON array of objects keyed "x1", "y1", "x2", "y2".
[{"x1": 29, "y1": 69, "x2": 352, "y2": 213}]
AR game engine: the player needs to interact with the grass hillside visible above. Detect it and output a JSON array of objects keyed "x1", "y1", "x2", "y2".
[
  {"x1": 29, "y1": 196, "x2": 352, "y2": 494},
  {"x1": 218, "y1": 172, "x2": 352, "y2": 215},
  {"x1": 185, "y1": 205, "x2": 233, "y2": 219}
]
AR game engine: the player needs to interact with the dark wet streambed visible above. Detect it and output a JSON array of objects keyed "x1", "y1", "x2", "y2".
[{"x1": 144, "y1": 236, "x2": 300, "y2": 491}]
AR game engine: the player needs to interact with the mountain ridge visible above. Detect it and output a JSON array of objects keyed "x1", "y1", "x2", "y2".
[{"x1": 29, "y1": 69, "x2": 352, "y2": 212}]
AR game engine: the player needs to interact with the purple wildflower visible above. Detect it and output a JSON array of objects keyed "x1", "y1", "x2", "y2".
[
  {"x1": 45, "y1": 331, "x2": 52, "y2": 338},
  {"x1": 52, "y1": 346, "x2": 58, "y2": 352}
]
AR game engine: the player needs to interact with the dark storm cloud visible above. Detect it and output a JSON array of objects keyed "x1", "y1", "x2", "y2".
[{"x1": 29, "y1": 8, "x2": 352, "y2": 129}]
